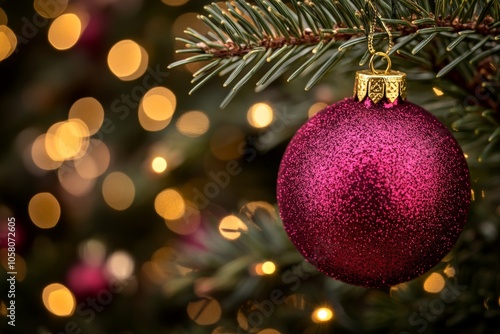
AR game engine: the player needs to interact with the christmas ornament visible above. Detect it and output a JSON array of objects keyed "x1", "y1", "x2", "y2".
[{"x1": 277, "y1": 50, "x2": 471, "y2": 286}]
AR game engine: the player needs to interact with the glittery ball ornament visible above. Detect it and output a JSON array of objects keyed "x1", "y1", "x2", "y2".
[{"x1": 277, "y1": 63, "x2": 470, "y2": 288}]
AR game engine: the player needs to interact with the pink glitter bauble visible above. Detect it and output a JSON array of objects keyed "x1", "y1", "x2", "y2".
[{"x1": 277, "y1": 98, "x2": 470, "y2": 287}]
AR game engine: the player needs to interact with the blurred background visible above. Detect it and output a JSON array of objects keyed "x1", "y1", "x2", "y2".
[{"x1": 0, "y1": 1, "x2": 499, "y2": 334}]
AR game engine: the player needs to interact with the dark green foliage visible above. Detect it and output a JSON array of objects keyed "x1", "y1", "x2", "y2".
[{"x1": 169, "y1": 0, "x2": 499, "y2": 107}]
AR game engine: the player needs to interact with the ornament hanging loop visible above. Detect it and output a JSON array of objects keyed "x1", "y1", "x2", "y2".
[
  {"x1": 369, "y1": 52, "x2": 392, "y2": 74},
  {"x1": 366, "y1": 0, "x2": 393, "y2": 55}
]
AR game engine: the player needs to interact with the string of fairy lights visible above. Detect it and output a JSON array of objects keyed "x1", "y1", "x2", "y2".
[{"x1": 0, "y1": 0, "x2": 470, "y2": 332}]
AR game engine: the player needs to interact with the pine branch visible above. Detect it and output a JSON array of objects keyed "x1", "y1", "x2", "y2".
[{"x1": 168, "y1": 0, "x2": 500, "y2": 107}]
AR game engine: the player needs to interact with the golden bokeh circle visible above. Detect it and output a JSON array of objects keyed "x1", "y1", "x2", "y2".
[
  {"x1": 48, "y1": 13, "x2": 82, "y2": 50},
  {"x1": 28, "y1": 192, "x2": 61, "y2": 229}
]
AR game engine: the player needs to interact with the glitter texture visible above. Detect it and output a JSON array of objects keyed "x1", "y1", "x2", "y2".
[{"x1": 277, "y1": 98, "x2": 470, "y2": 288}]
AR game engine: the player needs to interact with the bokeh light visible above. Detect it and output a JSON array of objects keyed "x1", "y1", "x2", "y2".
[
  {"x1": 106, "y1": 251, "x2": 135, "y2": 280},
  {"x1": 433, "y1": 87, "x2": 444, "y2": 96},
  {"x1": 68, "y1": 97, "x2": 105, "y2": 135},
  {"x1": 45, "y1": 120, "x2": 90, "y2": 161},
  {"x1": 176, "y1": 110, "x2": 210, "y2": 137},
  {"x1": 154, "y1": 189, "x2": 185, "y2": 220},
  {"x1": 165, "y1": 201, "x2": 201, "y2": 235},
  {"x1": 161, "y1": 0, "x2": 189, "y2": 7},
  {"x1": 79, "y1": 239, "x2": 106, "y2": 266},
  {"x1": 187, "y1": 297, "x2": 222, "y2": 325},
  {"x1": 142, "y1": 86, "x2": 176, "y2": 121},
  {"x1": 107, "y1": 39, "x2": 149, "y2": 81},
  {"x1": 444, "y1": 265, "x2": 456, "y2": 277},
  {"x1": 31, "y1": 134, "x2": 63, "y2": 171},
  {"x1": 311, "y1": 307, "x2": 334, "y2": 323},
  {"x1": 0, "y1": 8, "x2": 7, "y2": 25},
  {"x1": 247, "y1": 103, "x2": 273, "y2": 128},
  {"x1": 75, "y1": 139, "x2": 110, "y2": 179},
  {"x1": 151, "y1": 156, "x2": 168, "y2": 174},
  {"x1": 308, "y1": 102, "x2": 328, "y2": 118},
  {"x1": 218, "y1": 215, "x2": 247, "y2": 240},
  {"x1": 138, "y1": 87, "x2": 176, "y2": 132},
  {"x1": 0, "y1": 25, "x2": 17, "y2": 62},
  {"x1": 29, "y1": 192, "x2": 61, "y2": 229},
  {"x1": 261, "y1": 261, "x2": 276, "y2": 275},
  {"x1": 34, "y1": 0, "x2": 68, "y2": 18},
  {"x1": 240, "y1": 201, "x2": 278, "y2": 221},
  {"x1": 423, "y1": 273, "x2": 446, "y2": 293},
  {"x1": 42, "y1": 283, "x2": 75, "y2": 316},
  {"x1": 58, "y1": 162, "x2": 96, "y2": 196},
  {"x1": 102, "y1": 172, "x2": 135, "y2": 210},
  {"x1": 48, "y1": 13, "x2": 82, "y2": 50},
  {"x1": 255, "y1": 261, "x2": 276, "y2": 275},
  {"x1": 138, "y1": 103, "x2": 172, "y2": 132},
  {"x1": 258, "y1": 330, "x2": 282, "y2": 334}
]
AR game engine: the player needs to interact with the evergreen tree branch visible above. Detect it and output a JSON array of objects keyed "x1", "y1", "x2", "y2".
[{"x1": 168, "y1": 0, "x2": 500, "y2": 107}]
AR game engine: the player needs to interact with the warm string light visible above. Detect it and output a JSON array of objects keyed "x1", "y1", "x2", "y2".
[
  {"x1": 176, "y1": 111, "x2": 210, "y2": 137},
  {"x1": 423, "y1": 273, "x2": 446, "y2": 293},
  {"x1": 164, "y1": 201, "x2": 201, "y2": 235},
  {"x1": 254, "y1": 261, "x2": 276, "y2": 275},
  {"x1": 151, "y1": 156, "x2": 168, "y2": 173},
  {"x1": 102, "y1": 172, "x2": 136, "y2": 210},
  {"x1": 0, "y1": 8, "x2": 7, "y2": 25},
  {"x1": 161, "y1": 0, "x2": 189, "y2": 6},
  {"x1": 139, "y1": 87, "x2": 177, "y2": 132},
  {"x1": 0, "y1": 25, "x2": 17, "y2": 62},
  {"x1": 42, "y1": 283, "x2": 76, "y2": 317},
  {"x1": 218, "y1": 215, "x2": 247, "y2": 240},
  {"x1": 69, "y1": 98, "x2": 105, "y2": 135},
  {"x1": 29, "y1": 192, "x2": 61, "y2": 229},
  {"x1": 106, "y1": 251, "x2": 135, "y2": 280},
  {"x1": 247, "y1": 103, "x2": 274, "y2": 128},
  {"x1": 107, "y1": 40, "x2": 149, "y2": 80},
  {"x1": 154, "y1": 189, "x2": 185, "y2": 220},
  {"x1": 311, "y1": 307, "x2": 334, "y2": 323},
  {"x1": 187, "y1": 297, "x2": 222, "y2": 325},
  {"x1": 29, "y1": 96, "x2": 109, "y2": 196},
  {"x1": 48, "y1": 13, "x2": 82, "y2": 50},
  {"x1": 34, "y1": 0, "x2": 68, "y2": 18},
  {"x1": 433, "y1": 87, "x2": 444, "y2": 96}
]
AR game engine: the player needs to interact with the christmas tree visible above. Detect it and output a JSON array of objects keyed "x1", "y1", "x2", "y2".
[{"x1": 0, "y1": 0, "x2": 499, "y2": 333}]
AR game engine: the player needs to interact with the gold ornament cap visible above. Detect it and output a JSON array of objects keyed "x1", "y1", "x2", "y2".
[{"x1": 354, "y1": 52, "x2": 407, "y2": 104}]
